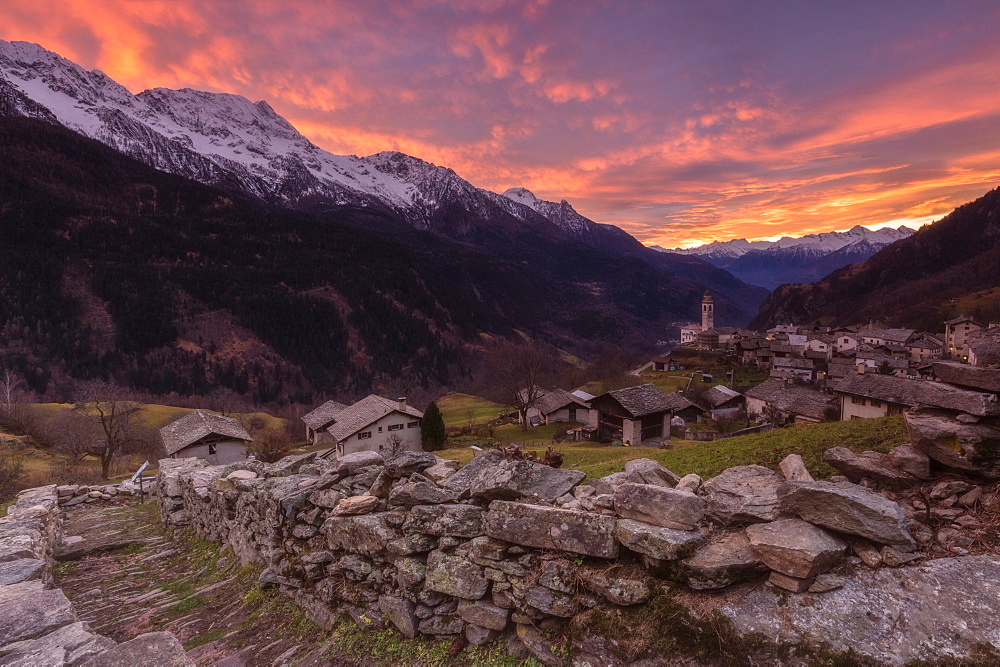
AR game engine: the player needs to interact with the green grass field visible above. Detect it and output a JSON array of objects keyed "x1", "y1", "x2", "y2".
[
  {"x1": 436, "y1": 393, "x2": 512, "y2": 428},
  {"x1": 437, "y1": 415, "x2": 908, "y2": 480}
]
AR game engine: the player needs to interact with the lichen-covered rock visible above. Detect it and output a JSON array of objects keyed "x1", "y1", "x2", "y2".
[
  {"x1": 387, "y1": 481, "x2": 461, "y2": 507},
  {"x1": 905, "y1": 409, "x2": 1000, "y2": 480},
  {"x1": 745, "y1": 518, "x2": 847, "y2": 579},
  {"x1": 615, "y1": 519, "x2": 702, "y2": 560},
  {"x1": 702, "y1": 465, "x2": 787, "y2": 524},
  {"x1": 578, "y1": 565, "x2": 651, "y2": 605},
  {"x1": 424, "y1": 550, "x2": 488, "y2": 600},
  {"x1": 484, "y1": 501, "x2": 618, "y2": 559},
  {"x1": 423, "y1": 460, "x2": 461, "y2": 484},
  {"x1": 402, "y1": 504, "x2": 485, "y2": 537},
  {"x1": 613, "y1": 483, "x2": 703, "y2": 530},
  {"x1": 778, "y1": 454, "x2": 813, "y2": 482},
  {"x1": 0, "y1": 580, "x2": 77, "y2": 646},
  {"x1": 0, "y1": 558, "x2": 44, "y2": 586},
  {"x1": 384, "y1": 452, "x2": 438, "y2": 478},
  {"x1": 417, "y1": 614, "x2": 464, "y2": 635},
  {"x1": 442, "y1": 449, "x2": 506, "y2": 495},
  {"x1": 823, "y1": 447, "x2": 918, "y2": 489},
  {"x1": 623, "y1": 459, "x2": 680, "y2": 487},
  {"x1": 0, "y1": 620, "x2": 115, "y2": 666},
  {"x1": 457, "y1": 599, "x2": 510, "y2": 631},
  {"x1": 524, "y1": 585, "x2": 576, "y2": 617},
  {"x1": 681, "y1": 530, "x2": 768, "y2": 590},
  {"x1": 378, "y1": 595, "x2": 418, "y2": 638},
  {"x1": 323, "y1": 513, "x2": 401, "y2": 557},
  {"x1": 887, "y1": 444, "x2": 931, "y2": 479},
  {"x1": 779, "y1": 480, "x2": 916, "y2": 549},
  {"x1": 470, "y1": 460, "x2": 585, "y2": 503},
  {"x1": 79, "y1": 631, "x2": 192, "y2": 667},
  {"x1": 719, "y1": 555, "x2": 1000, "y2": 664},
  {"x1": 335, "y1": 451, "x2": 385, "y2": 476}
]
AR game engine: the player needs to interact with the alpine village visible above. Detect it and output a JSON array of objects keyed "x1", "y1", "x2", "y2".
[{"x1": 0, "y1": 6, "x2": 999, "y2": 666}]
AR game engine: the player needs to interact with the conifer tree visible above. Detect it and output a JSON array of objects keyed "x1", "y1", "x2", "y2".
[{"x1": 421, "y1": 401, "x2": 446, "y2": 451}]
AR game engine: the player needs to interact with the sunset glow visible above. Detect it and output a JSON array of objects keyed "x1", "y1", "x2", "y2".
[{"x1": 3, "y1": 0, "x2": 998, "y2": 247}]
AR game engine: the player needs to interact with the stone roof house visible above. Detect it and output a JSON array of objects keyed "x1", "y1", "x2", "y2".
[
  {"x1": 832, "y1": 369, "x2": 999, "y2": 421},
  {"x1": 301, "y1": 399, "x2": 349, "y2": 445},
  {"x1": 944, "y1": 316, "x2": 985, "y2": 361},
  {"x1": 770, "y1": 357, "x2": 816, "y2": 382},
  {"x1": 160, "y1": 410, "x2": 252, "y2": 465},
  {"x1": 318, "y1": 395, "x2": 424, "y2": 459},
  {"x1": 591, "y1": 384, "x2": 695, "y2": 445},
  {"x1": 523, "y1": 388, "x2": 593, "y2": 427},
  {"x1": 744, "y1": 378, "x2": 837, "y2": 424}
]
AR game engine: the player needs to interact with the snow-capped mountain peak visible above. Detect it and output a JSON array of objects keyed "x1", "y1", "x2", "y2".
[{"x1": 667, "y1": 225, "x2": 915, "y2": 258}]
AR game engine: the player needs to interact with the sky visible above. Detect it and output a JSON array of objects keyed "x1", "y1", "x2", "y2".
[{"x1": 2, "y1": 1, "x2": 999, "y2": 248}]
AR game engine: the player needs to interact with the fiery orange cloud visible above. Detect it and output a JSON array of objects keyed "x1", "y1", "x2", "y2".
[{"x1": 1, "y1": 0, "x2": 999, "y2": 249}]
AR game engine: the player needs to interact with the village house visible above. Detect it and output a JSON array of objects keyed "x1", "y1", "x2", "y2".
[
  {"x1": 735, "y1": 338, "x2": 761, "y2": 366},
  {"x1": 591, "y1": 383, "x2": 689, "y2": 445},
  {"x1": 966, "y1": 327, "x2": 1000, "y2": 367},
  {"x1": 695, "y1": 328, "x2": 720, "y2": 350},
  {"x1": 905, "y1": 337, "x2": 943, "y2": 363},
  {"x1": 804, "y1": 335, "x2": 834, "y2": 359},
  {"x1": 160, "y1": 410, "x2": 252, "y2": 465},
  {"x1": 301, "y1": 399, "x2": 348, "y2": 445},
  {"x1": 770, "y1": 356, "x2": 816, "y2": 382},
  {"x1": 678, "y1": 291, "x2": 715, "y2": 346},
  {"x1": 832, "y1": 366, "x2": 998, "y2": 420},
  {"x1": 744, "y1": 378, "x2": 838, "y2": 424},
  {"x1": 944, "y1": 316, "x2": 985, "y2": 361},
  {"x1": 833, "y1": 333, "x2": 860, "y2": 354},
  {"x1": 649, "y1": 354, "x2": 672, "y2": 372},
  {"x1": 315, "y1": 395, "x2": 424, "y2": 459},
  {"x1": 523, "y1": 388, "x2": 594, "y2": 427},
  {"x1": 701, "y1": 385, "x2": 745, "y2": 419}
]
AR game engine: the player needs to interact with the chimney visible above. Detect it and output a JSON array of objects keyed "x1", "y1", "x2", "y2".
[
  {"x1": 857, "y1": 363, "x2": 866, "y2": 375},
  {"x1": 398, "y1": 397, "x2": 407, "y2": 412}
]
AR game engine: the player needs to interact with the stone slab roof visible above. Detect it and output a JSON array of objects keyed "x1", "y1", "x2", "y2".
[
  {"x1": 705, "y1": 385, "x2": 742, "y2": 408},
  {"x1": 160, "y1": 410, "x2": 252, "y2": 456},
  {"x1": 744, "y1": 379, "x2": 836, "y2": 421},
  {"x1": 602, "y1": 383, "x2": 675, "y2": 418},
  {"x1": 302, "y1": 399, "x2": 349, "y2": 430},
  {"x1": 325, "y1": 395, "x2": 424, "y2": 442},
  {"x1": 832, "y1": 373, "x2": 999, "y2": 416},
  {"x1": 536, "y1": 388, "x2": 590, "y2": 415}
]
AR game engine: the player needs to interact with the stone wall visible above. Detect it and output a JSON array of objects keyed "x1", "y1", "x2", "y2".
[
  {"x1": 155, "y1": 438, "x2": 1000, "y2": 664},
  {"x1": 0, "y1": 485, "x2": 189, "y2": 665},
  {"x1": 55, "y1": 479, "x2": 152, "y2": 508}
]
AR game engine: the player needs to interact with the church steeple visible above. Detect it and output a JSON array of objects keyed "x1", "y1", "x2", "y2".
[{"x1": 701, "y1": 290, "x2": 714, "y2": 331}]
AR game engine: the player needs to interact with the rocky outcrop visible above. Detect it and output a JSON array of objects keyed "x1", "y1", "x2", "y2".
[
  {"x1": 702, "y1": 465, "x2": 787, "y2": 524},
  {"x1": 905, "y1": 409, "x2": 1000, "y2": 480}
]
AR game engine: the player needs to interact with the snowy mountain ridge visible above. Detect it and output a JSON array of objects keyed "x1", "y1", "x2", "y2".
[
  {"x1": 663, "y1": 225, "x2": 915, "y2": 259},
  {"x1": 0, "y1": 39, "x2": 618, "y2": 243}
]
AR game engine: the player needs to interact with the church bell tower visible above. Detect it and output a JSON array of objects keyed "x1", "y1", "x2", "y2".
[{"x1": 701, "y1": 290, "x2": 714, "y2": 331}]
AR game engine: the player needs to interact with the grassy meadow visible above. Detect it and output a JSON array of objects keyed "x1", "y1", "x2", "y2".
[{"x1": 437, "y1": 415, "x2": 908, "y2": 480}]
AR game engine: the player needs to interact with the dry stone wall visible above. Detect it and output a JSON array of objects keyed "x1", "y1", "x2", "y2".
[{"x1": 155, "y1": 430, "x2": 1000, "y2": 664}]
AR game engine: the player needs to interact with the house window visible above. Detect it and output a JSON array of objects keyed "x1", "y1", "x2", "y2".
[
  {"x1": 388, "y1": 424, "x2": 403, "y2": 431},
  {"x1": 208, "y1": 443, "x2": 217, "y2": 455},
  {"x1": 851, "y1": 396, "x2": 864, "y2": 405},
  {"x1": 569, "y1": 408, "x2": 577, "y2": 421},
  {"x1": 888, "y1": 404, "x2": 905, "y2": 415},
  {"x1": 407, "y1": 421, "x2": 419, "y2": 428},
  {"x1": 358, "y1": 431, "x2": 372, "y2": 440},
  {"x1": 378, "y1": 426, "x2": 383, "y2": 432},
  {"x1": 870, "y1": 400, "x2": 882, "y2": 408}
]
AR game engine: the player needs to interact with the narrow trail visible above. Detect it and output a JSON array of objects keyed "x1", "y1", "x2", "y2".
[{"x1": 52, "y1": 501, "x2": 354, "y2": 666}]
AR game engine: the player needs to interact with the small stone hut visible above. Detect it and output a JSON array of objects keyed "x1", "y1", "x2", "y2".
[{"x1": 160, "y1": 410, "x2": 252, "y2": 465}]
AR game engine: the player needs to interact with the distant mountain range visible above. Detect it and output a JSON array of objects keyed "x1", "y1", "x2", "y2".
[
  {"x1": 660, "y1": 226, "x2": 914, "y2": 290},
  {"x1": 0, "y1": 40, "x2": 770, "y2": 401},
  {"x1": 751, "y1": 187, "x2": 1000, "y2": 332}
]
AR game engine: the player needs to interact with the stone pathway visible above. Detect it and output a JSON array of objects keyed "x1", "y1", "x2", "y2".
[{"x1": 52, "y1": 501, "x2": 357, "y2": 666}]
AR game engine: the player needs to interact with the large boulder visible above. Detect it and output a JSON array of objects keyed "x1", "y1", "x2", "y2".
[
  {"x1": 424, "y1": 550, "x2": 489, "y2": 600},
  {"x1": 779, "y1": 481, "x2": 916, "y2": 550},
  {"x1": 623, "y1": 459, "x2": 681, "y2": 487},
  {"x1": 378, "y1": 595, "x2": 418, "y2": 639},
  {"x1": 402, "y1": 504, "x2": 485, "y2": 538},
  {"x1": 681, "y1": 530, "x2": 769, "y2": 590},
  {"x1": 615, "y1": 519, "x2": 703, "y2": 560},
  {"x1": 0, "y1": 581, "x2": 77, "y2": 646},
  {"x1": 384, "y1": 452, "x2": 438, "y2": 478},
  {"x1": 470, "y1": 460, "x2": 584, "y2": 503},
  {"x1": 335, "y1": 451, "x2": 385, "y2": 476},
  {"x1": 719, "y1": 555, "x2": 1000, "y2": 664},
  {"x1": 905, "y1": 409, "x2": 1000, "y2": 480},
  {"x1": 484, "y1": 500, "x2": 618, "y2": 558},
  {"x1": 613, "y1": 483, "x2": 703, "y2": 530},
  {"x1": 778, "y1": 454, "x2": 813, "y2": 482},
  {"x1": 745, "y1": 519, "x2": 847, "y2": 579},
  {"x1": 822, "y1": 447, "x2": 919, "y2": 489},
  {"x1": 0, "y1": 620, "x2": 115, "y2": 665},
  {"x1": 701, "y1": 465, "x2": 787, "y2": 524},
  {"x1": 442, "y1": 450, "x2": 506, "y2": 494}
]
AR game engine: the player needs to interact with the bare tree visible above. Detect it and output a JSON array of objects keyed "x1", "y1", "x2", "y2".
[
  {"x1": 74, "y1": 380, "x2": 148, "y2": 479},
  {"x1": 0, "y1": 369, "x2": 33, "y2": 433},
  {"x1": 384, "y1": 433, "x2": 408, "y2": 459},
  {"x1": 479, "y1": 340, "x2": 562, "y2": 431}
]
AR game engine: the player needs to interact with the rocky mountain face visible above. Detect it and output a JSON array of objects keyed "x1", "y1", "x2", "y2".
[
  {"x1": 664, "y1": 226, "x2": 914, "y2": 290},
  {"x1": 750, "y1": 187, "x2": 1000, "y2": 331},
  {"x1": 0, "y1": 40, "x2": 767, "y2": 331}
]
